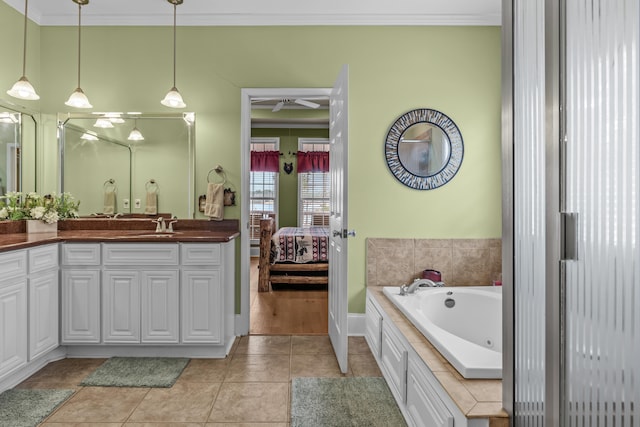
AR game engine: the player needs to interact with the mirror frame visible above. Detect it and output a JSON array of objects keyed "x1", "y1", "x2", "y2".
[
  {"x1": 58, "y1": 112, "x2": 196, "y2": 218},
  {"x1": 0, "y1": 99, "x2": 38, "y2": 195},
  {"x1": 385, "y1": 108, "x2": 463, "y2": 190}
]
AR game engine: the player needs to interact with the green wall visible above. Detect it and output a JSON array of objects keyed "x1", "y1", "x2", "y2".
[
  {"x1": 252, "y1": 128, "x2": 329, "y2": 228},
  {"x1": 0, "y1": 2, "x2": 502, "y2": 313}
]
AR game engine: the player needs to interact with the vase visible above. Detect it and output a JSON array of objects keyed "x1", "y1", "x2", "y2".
[{"x1": 26, "y1": 220, "x2": 58, "y2": 234}]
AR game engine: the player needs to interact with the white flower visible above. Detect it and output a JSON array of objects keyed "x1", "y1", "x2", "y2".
[
  {"x1": 30, "y1": 206, "x2": 46, "y2": 219},
  {"x1": 0, "y1": 208, "x2": 7, "y2": 220},
  {"x1": 43, "y1": 211, "x2": 59, "y2": 224}
]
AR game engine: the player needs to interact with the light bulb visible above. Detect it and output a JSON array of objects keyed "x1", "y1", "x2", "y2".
[
  {"x1": 161, "y1": 87, "x2": 186, "y2": 108},
  {"x1": 7, "y1": 76, "x2": 40, "y2": 100},
  {"x1": 65, "y1": 88, "x2": 93, "y2": 109}
]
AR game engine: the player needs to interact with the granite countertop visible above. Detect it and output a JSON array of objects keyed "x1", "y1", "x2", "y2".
[
  {"x1": 0, "y1": 218, "x2": 240, "y2": 253},
  {"x1": 368, "y1": 287, "x2": 509, "y2": 424}
]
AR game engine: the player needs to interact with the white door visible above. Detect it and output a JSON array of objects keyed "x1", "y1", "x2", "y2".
[
  {"x1": 141, "y1": 270, "x2": 179, "y2": 343},
  {"x1": 102, "y1": 270, "x2": 140, "y2": 343},
  {"x1": 328, "y1": 65, "x2": 349, "y2": 373},
  {"x1": 29, "y1": 271, "x2": 59, "y2": 360},
  {"x1": 181, "y1": 268, "x2": 222, "y2": 344},
  {"x1": 61, "y1": 269, "x2": 101, "y2": 343}
]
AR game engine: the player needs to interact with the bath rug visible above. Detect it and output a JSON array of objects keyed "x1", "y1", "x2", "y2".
[
  {"x1": 291, "y1": 377, "x2": 407, "y2": 427},
  {"x1": 0, "y1": 388, "x2": 74, "y2": 427},
  {"x1": 79, "y1": 357, "x2": 189, "y2": 388}
]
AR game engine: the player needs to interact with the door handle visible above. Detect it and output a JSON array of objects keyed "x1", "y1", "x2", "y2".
[
  {"x1": 333, "y1": 229, "x2": 356, "y2": 238},
  {"x1": 332, "y1": 230, "x2": 342, "y2": 237}
]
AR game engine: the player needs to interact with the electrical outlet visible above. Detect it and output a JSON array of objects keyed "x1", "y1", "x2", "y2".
[
  {"x1": 123, "y1": 199, "x2": 130, "y2": 209},
  {"x1": 134, "y1": 199, "x2": 141, "y2": 209}
]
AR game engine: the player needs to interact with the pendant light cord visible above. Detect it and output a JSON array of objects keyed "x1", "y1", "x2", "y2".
[
  {"x1": 172, "y1": 2, "x2": 177, "y2": 88},
  {"x1": 21, "y1": 0, "x2": 28, "y2": 76},
  {"x1": 76, "y1": 1, "x2": 82, "y2": 88}
]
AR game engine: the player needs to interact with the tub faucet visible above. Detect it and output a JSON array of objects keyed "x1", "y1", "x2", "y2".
[{"x1": 399, "y1": 278, "x2": 444, "y2": 296}]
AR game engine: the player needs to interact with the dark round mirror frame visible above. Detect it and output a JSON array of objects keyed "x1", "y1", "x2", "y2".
[{"x1": 385, "y1": 108, "x2": 464, "y2": 190}]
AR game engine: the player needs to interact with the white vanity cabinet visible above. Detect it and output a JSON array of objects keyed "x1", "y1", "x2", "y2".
[
  {"x1": 365, "y1": 296, "x2": 383, "y2": 359},
  {"x1": 61, "y1": 241, "x2": 234, "y2": 350},
  {"x1": 406, "y1": 356, "x2": 454, "y2": 427},
  {"x1": 0, "y1": 251, "x2": 28, "y2": 378},
  {"x1": 27, "y1": 244, "x2": 59, "y2": 360},
  {"x1": 102, "y1": 244, "x2": 180, "y2": 345},
  {"x1": 61, "y1": 244, "x2": 102, "y2": 343},
  {"x1": 380, "y1": 320, "x2": 408, "y2": 404}
]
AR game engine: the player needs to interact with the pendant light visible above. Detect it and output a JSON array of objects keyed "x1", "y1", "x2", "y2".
[
  {"x1": 161, "y1": 0, "x2": 186, "y2": 108},
  {"x1": 65, "y1": 0, "x2": 92, "y2": 109},
  {"x1": 6, "y1": 0, "x2": 40, "y2": 101},
  {"x1": 128, "y1": 119, "x2": 145, "y2": 141}
]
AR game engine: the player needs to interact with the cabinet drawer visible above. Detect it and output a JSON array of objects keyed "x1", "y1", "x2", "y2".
[
  {"x1": 381, "y1": 321, "x2": 408, "y2": 404},
  {"x1": 0, "y1": 250, "x2": 27, "y2": 282},
  {"x1": 406, "y1": 357, "x2": 454, "y2": 427},
  {"x1": 103, "y1": 243, "x2": 179, "y2": 266},
  {"x1": 181, "y1": 244, "x2": 221, "y2": 266},
  {"x1": 62, "y1": 244, "x2": 101, "y2": 266},
  {"x1": 29, "y1": 244, "x2": 58, "y2": 274}
]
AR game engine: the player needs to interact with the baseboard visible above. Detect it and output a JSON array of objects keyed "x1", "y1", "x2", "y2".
[
  {"x1": 348, "y1": 313, "x2": 366, "y2": 336},
  {"x1": 0, "y1": 347, "x2": 66, "y2": 393}
]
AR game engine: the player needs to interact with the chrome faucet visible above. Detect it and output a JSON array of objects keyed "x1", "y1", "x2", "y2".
[
  {"x1": 167, "y1": 218, "x2": 178, "y2": 233},
  {"x1": 399, "y1": 278, "x2": 445, "y2": 296},
  {"x1": 153, "y1": 217, "x2": 166, "y2": 233},
  {"x1": 112, "y1": 212, "x2": 123, "y2": 219}
]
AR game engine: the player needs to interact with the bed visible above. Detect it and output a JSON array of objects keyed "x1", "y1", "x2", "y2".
[{"x1": 258, "y1": 218, "x2": 329, "y2": 292}]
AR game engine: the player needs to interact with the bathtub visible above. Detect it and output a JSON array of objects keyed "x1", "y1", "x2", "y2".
[{"x1": 382, "y1": 285, "x2": 502, "y2": 379}]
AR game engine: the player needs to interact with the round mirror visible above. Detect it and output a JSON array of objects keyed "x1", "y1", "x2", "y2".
[{"x1": 385, "y1": 109, "x2": 463, "y2": 190}]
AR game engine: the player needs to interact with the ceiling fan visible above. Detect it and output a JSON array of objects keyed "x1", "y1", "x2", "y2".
[{"x1": 252, "y1": 98, "x2": 321, "y2": 112}]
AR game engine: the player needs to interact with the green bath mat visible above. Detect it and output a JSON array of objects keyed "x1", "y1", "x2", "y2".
[
  {"x1": 0, "y1": 389, "x2": 74, "y2": 427},
  {"x1": 291, "y1": 377, "x2": 407, "y2": 427},
  {"x1": 80, "y1": 357, "x2": 189, "y2": 388}
]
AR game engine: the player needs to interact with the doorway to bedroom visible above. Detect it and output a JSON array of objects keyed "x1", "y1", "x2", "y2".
[{"x1": 246, "y1": 93, "x2": 331, "y2": 335}]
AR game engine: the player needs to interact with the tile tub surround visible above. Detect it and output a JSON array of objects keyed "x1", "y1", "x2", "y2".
[
  {"x1": 367, "y1": 238, "x2": 501, "y2": 287},
  {"x1": 368, "y1": 287, "x2": 508, "y2": 425}
]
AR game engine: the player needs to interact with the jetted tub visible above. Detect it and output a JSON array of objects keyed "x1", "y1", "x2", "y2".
[{"x1": 382, "y1": 285, "x2": 502, "y2": 379}]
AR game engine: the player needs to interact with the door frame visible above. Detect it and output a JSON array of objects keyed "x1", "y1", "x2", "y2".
[{"x1": 237, "y1": 87, "x2": 332, "y2": 335}]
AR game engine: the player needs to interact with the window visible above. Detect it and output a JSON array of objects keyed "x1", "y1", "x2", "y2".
[
  {"x1": 298, "y1": 138, "x2": 330, "y2": 227},
  {"x1": 250, "y1": 138, "x2": 279, "y2": 241}
]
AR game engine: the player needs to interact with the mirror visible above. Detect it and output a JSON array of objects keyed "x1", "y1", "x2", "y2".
[
  {"x1": 59, "y1": 112, "x2": 195, "y2": 218},
  {"x1": 385, "y1": 108, "x2": 463, "y2": 190},
  {"x1": 0, "y1": 101, "x2": 37, "y2": 195}
]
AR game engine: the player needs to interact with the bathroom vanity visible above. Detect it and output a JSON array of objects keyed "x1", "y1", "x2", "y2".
[{"x1": 0, "y1": 219, "x2": 238, "y2": 393}]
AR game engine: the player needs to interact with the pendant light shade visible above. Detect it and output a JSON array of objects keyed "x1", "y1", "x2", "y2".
[
  {"x1": 128, "y1": 119, "x2": 145, "y2": 141},
  {"x1": 7, "y1": 0, "x2": 40, "y2": 101},
  {"x1": 65, "y1": 0, "x2": 92, "y2": 109},
  {"x1": 161, "y1": 0, "x2": 186, "y2": 108}
]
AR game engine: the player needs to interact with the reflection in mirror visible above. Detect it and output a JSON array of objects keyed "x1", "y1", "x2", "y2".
[
  {"x1": 398, "y1": 123, "x2": 451, "y2": 177},
  {"x1": 0, "y1": 101, "x2": 37, "y2": 195},
  {"x1": 385, "y1": 109, "x2": 463, "y2": 190},
  {"x1": 59, "y1": 112, "x2": 195, "y2": 218}
]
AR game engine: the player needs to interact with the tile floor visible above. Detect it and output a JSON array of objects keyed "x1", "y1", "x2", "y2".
[{"x1": 16, "y1": 335, "x2": 381, "y2": 426}]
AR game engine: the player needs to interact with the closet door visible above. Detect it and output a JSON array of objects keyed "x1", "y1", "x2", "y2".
[{"x1": 562, "y1": 0, "x2": 639, "y2": 424}]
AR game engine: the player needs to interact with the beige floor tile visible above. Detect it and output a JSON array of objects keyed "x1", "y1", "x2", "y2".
[
  {"x1": 234, "y1": 335, "x2": 291, "y2": 355},
  {"x1": 349, "y1": 353, "x2": 383, "y2": 377},
  {"x1": 206, "y1": 424, "x2": 287, "y2": 427},
  {"x1": 290, "y1": 354, "x2": 346, "y2": 378},
  {"x1": 19, "y1": 358, "x2": 106, "y2": 387},
  {"x1": 225, "y1": 355, "x2": 290, "y2": 382},
  {"x1": 128, "y1": 382, "x2": 221, "y2": 423},
  {"x1": 126, "y1": 424, "x2": 203, "y2": 427},
  {"x1": 348, "y1": 336, "x2": 371, "y2": 354},
  {"x1": 178, "y1": 359, "x2": 230, "y2": 383},
  {"x1": 42, "y1": 423, "x2": 123, "y2": 427},
  {"x1": 290, "y1": 335, "x2": 333, "y2": 355},
  {"x1": 46, "y1": 387, "x2": 148, "y2": 423},
  {"x1": 208, "y1": 382, "x2": 289, "y2": 423}
]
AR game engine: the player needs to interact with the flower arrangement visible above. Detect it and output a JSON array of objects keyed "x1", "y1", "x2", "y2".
[{"x1": 0, "y1": 192, "x2": 80, "y2": 224}]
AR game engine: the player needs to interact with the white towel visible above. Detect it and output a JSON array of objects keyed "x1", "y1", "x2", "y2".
[
  {"x1": 145, "y1": 189, "x2": 158, "y2": 215},
  {"x1": 204, "y1": 183, "x2": 224, "y2": 221},
  {"x1": 103, "y1": 190, "x2": 115, "y2": 215}
]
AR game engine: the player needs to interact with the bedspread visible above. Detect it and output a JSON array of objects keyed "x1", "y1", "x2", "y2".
[{"x1": 271, "y1": 226, "x2": 329, "y2": 263}]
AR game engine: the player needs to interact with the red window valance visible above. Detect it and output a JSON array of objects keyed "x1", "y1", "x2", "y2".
[
  {"x1": 251, "y1": 150, "x2": 280, "y2": 172},
  {"x1": 297, "y1": 151, "x2": 329, "y2": 173}
]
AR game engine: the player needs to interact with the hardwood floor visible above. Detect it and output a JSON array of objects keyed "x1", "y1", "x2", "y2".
[{"x1": 250, "y1": 257, "x2": 328, "y2": 335}]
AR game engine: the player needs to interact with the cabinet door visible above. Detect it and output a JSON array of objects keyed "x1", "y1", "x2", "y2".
[
  {"x1": 406, "y1": 357, "x2": 454, "y2": 427},
  {"x1": 29, "y1": 271, "x2": 59, "y2": 360},
  {"x1": 365, "y1": 296, "x2": 383, "y2": 359},
  {"x1": 141, "y1": 270, "x2": 179, "y2": 343},
  {"x1": 61, "y1": 269, "x2": 101, "y2": 343},
  {"x1": 181, "y1": 269, "x2": 222, "y2": 344},
  {"x1": 103, "y1": 270, "x2": 140, "y2": 343},
  {"x1": 0, "y1": 279, "x2": 27, "y2": 378},
  {"x1": 381, "y1": 321, "x2": 408, "y2": 404}
]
